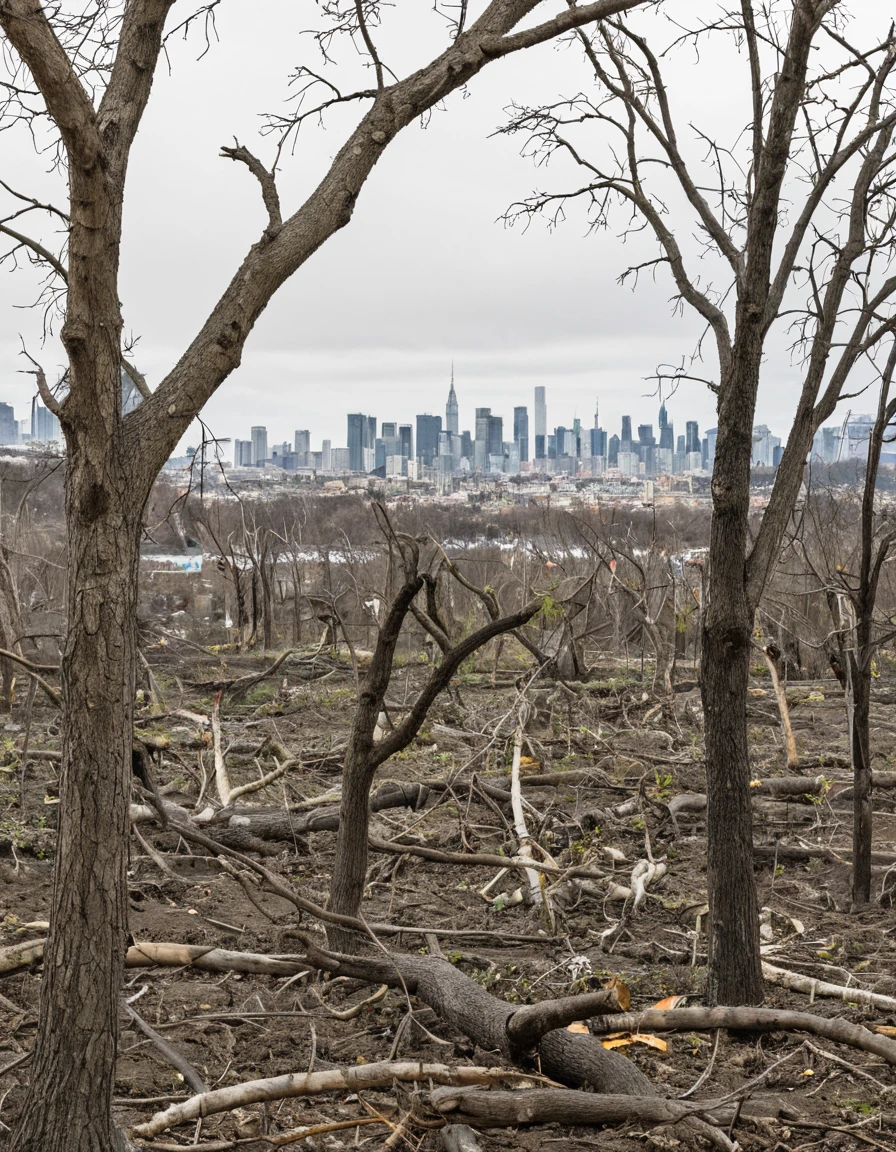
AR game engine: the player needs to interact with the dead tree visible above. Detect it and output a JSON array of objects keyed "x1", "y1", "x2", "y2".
[
  {"x1": 0, "y1": 2, "x2": 648, "y2": 1148},
  {"x1": 502, "y1": 3, "x2": 896, "y2": 1004},
  {"x1": 327, "y1": 528, "x2": 541, "y2": 951},
  {"x1": 793, "y1": 343, "x2": 896, "y2": 905}
]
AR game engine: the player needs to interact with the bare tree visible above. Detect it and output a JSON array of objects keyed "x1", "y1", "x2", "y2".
[
  {"x1": 501, "y1": 2, "x2": 896, "y2": 1004},
  {"x1": 0, "y1": 1, "x2": 647, "y2": 1148}
]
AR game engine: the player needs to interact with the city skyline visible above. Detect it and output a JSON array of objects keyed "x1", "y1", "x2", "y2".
[{"x1": 224, "y1": 368, "x2": 876, "y2": 479}]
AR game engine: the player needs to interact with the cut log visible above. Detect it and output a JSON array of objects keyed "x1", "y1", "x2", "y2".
[{"x1": 587, "y1": 1007, "x2": 896, "y2": 1063}]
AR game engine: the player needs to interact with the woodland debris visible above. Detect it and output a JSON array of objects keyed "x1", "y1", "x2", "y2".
[
  {"x1": 132, "y1": 1062, "x2": 512, "y2": 1138},
  {"x1": 587, "y1": 1006, "x2": 896, "y2": 1063},
  {"x1": 761, "y1": 960, "x2": 896, "y2": 1010}
]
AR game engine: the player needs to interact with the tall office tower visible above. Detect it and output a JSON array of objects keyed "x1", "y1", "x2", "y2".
[
  {"x1": 294, "y1": 430, "x2": 311, "y2": 463},
  {"x1": 446, "y1": 366, "x2": 459, "y2": 435},
  {"x1": 233, "y1": 439, "x2": 248, "y2": 466},
  {"x1": 572, "y1": 417, "x2": 582, "y2": 457},
  {"x1": 554, "y1": 426, "x2": 567, "y2": 457},
  {"x1": 0, "y1": 403, "x2": 16, "y2": 444},
  {"x1": 534, "y1": 386, "x2": 546, "y2": 459},
  {"x1": 474, "y1": 407, "x2": 490, "y2": 469},
  {"x1": 416, "y1": 413, "x2": 442, "y2": 466},
  {"x1": 658, "y1": 402, "x2": 674, "y2": 451},
  {"x1": 705, "y1": 427, "x2": 718, "y2": 470},
  {"x1": 487, "y1": 415, "x2": 503, "y2": 459},
  {"x1": 608, "y1": 434, "x2": 620, "y2": 466},
  {"x1": 620, "y1": 415, "x2": 633, "y2": 453},
  {"x1": 381, "y1": 421, "x2": 397, "y2": 439},
  {"x1": 321, "y1": 439, "x2": 332, "y2": 470},
  {"x1": 347, "y1": 413, "x2": 372, "y2": 471},
  {"x1": 121, "y1": 366, "x2": 142, "y2": 415},
  {"x1": 685, "y1": 420, "x2": 701, "y2": 455},
  {"x1": 513, "y1": 406, "x2": 529, "y2": 462},
  {"x1": 251, "y1": 425, "x2": 268, "y2": 467},
  {"x1": 399, "y1": 424, "x2": 413, "y2": 460},
  {"x1": 677, "y1": 434, "x2": 685, "y2": 454},
  {"x1": 31, "y1": 398, "x2": 61, "y2": 443},
  {"x1": 590, "y1": 427, "x2": 607, "y2": 457},
  {"x1": 460, "y1": 430, "x2": 473, "y2": 461}
]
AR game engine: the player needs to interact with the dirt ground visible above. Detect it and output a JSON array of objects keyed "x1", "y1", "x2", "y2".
[{"x1": 3, "y1": 645, "x2": 896, "y2": 1150}]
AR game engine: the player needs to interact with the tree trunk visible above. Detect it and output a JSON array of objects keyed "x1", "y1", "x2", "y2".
[
  {"x1": 850, "y1": 651, "x2": 872, "y2": 906},
  {"x1": 13, "y1": 452, "x2": 146, "y2": 1152},
  {"x1": 702, "y1": 347, "x2": 763, "y2": 1007}
]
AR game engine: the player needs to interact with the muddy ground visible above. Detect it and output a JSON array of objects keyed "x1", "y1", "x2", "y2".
[{"x1": 2, "y1": 644, "x2": 896, "y2": 1150}]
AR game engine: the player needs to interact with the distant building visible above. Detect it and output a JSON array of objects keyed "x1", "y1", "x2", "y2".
[
  {"x1": 399, "y1": 424, "x2": 414, "y2": 461},
  {"x1": 347, "y1": 413, "x2": 376, "y2": 471},
  {"x1": 446, "y1": 368, "x2": 459, "y2": 435},
  {"x1": 0, "y1": 403, "x2": 17, "y2": 444},
  {"x1": 514, "y1": 406, "x2": 529, "y2": 463},
  {"x1": 416, "y1": 413, "x2": 442, "y2": 467},
  {"x1": 685, "y1": 420, "x2": 701, "y2": 456},
  {"x1": 534, "y1": 386, "x2": 546, "y2": 459},
  {"x1": 31, "y1": 399, "x2": 61, "y2": 443},
  {"x1": 251, "y1": 426, "x2": 268, "y2": 467}
]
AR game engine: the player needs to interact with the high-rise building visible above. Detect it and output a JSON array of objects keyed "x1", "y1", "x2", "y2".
[
  {"x1": 416, "y1": 414, "x2": 442, "y2": 466},
  {"x1": 321, "y1": 439, "x2": 332, "y2": 470},
  {"x1": 250, "y1": 425, "x2": 268, "y2": 467},
  {"x1": 488, "y1": 415, "x2": 503, "y2": 459},
  {"x1": 446, "y1": 367, "x2": 459, "y2": 436},
  {"x1": 534, "y1": 386, "x2": 546, "y2": 459},
  {"x1": 233, "y1": 439, "x2": 251, "y2": 466},
  {"x1": 121, "y1": 366, "x2": 142, "y2": 415},
  {"x1": 659, "y1": 402, "x2": 674, "y2": 452},
  {"x1": 685, "y1": 420, "x2": 701, "y2": 455},
  {"x1": 460, "y1": 430, "x2": 473, "y2": 461},
  {"x1": 0, "y1": 403, "x2": 16, "y2": 444},
  {"x1": 294, "y1": 430, "x2": 310, "y2": 458},
  {"x1": 621, "y1": 415, "x2": 632, "y2": 452},
  {"x1": 474, "y1": 408, "x2": 490, "y2": 470},
  {"x1": 513, "y1": 406, "x2": 529, "y2": 463},
  {"x1": 399, "y1": 424, "x2": 413, "y2": 460},
  {"x1": 608, "y1": 434, "x2": 620, "y2": 466},
  {"x1": 31, "y1": 398, "x2": 61, "y2": 443},
  {"x1": 347, "y1": 413, "x2": 375, "y2": 471},
  {"x1": 590, "y1": 427, "x2": 607, "y2": 457}
]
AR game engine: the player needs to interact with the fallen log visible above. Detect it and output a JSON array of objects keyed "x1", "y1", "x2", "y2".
[
  {"x1": 133, "y1": 1061, "x2": 505, "y2": 1139},
  {"x1": 300, "y1": 939, "x2": 653, "y2": 1097},
  {"x1": 0, "y1": 937, "x2": 46, "y2": 974},
  {"x1": 762, "y1": 961, "x2": 896, "y2": 1011},
  {"x1": 587, "y1": 1007, "x2": 896, "y2": 1064},
  {"x1": 431, "y1": 1087, "x2": 734, "y2": 1152}
]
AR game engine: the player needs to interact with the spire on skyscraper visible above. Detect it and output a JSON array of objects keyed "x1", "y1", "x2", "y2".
[
  {"x1": 594, "y1": 396, "x2": 600, "y2": 430},
  {"x1": 446, "y1": 362, "x2": 459, "y2": 435}
]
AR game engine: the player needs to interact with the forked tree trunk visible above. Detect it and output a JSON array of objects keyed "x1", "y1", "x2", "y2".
[{"x1": 14, "y1": 448, "x2": 148, "y2": 1152}]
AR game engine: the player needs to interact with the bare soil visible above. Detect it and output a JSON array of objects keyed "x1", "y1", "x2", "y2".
[{"x1": 2, "y1": 646, "x2": 896, "y2": 1150}]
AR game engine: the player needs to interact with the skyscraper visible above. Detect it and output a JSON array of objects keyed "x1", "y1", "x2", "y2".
[
  {"x1": 399, "y1": 424, "x2": 413, "y2": 460},
  {"x1": 513, "y1": 406, "x2": 529, "y2": 463},
  {"x1": 416, "y1": 414, "x2": 442, "y2": 466},
  {"x1": 621, "y1": 415, "x2": 633, "y2": 453},
  {"x1": 250, "y1": 426, "x2": 268, "y2": 467},
  {"x1": 0, "y1": 403, "x2": 16, "y2": 444},
  {"x1": 685, "y1": 420, "x2": 700, "y2": 455},
  {"x1": 294, "y1": 430, "x2": 310, "y2": 463},
  {"x1": 487, "y1": 415, "x2": 503, "y2": 460},
  {"x1": 659, "y1": 401, "x2": 674, "y2": 452},
  {"x1": 534, "y1": 386, "x2": 546, "y2": 459},
  {"x1": 474, "y1": 408, "x2": 490, "y2": 470},
  {"x1": 446, "y1": 366, "x2": 459, "y2": 435},
  {"x1": 347, "y1": 413, "x2": 375, "y2": 471}
]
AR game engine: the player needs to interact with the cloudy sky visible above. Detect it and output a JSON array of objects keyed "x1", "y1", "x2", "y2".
[{"x1": 0, "y1": 1, "x2": 891, "y2": 455}]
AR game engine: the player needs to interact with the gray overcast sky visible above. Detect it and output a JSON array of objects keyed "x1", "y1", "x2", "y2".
[{"x1": 0, "y1": 1, "x2": 892, "y2": 453}]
